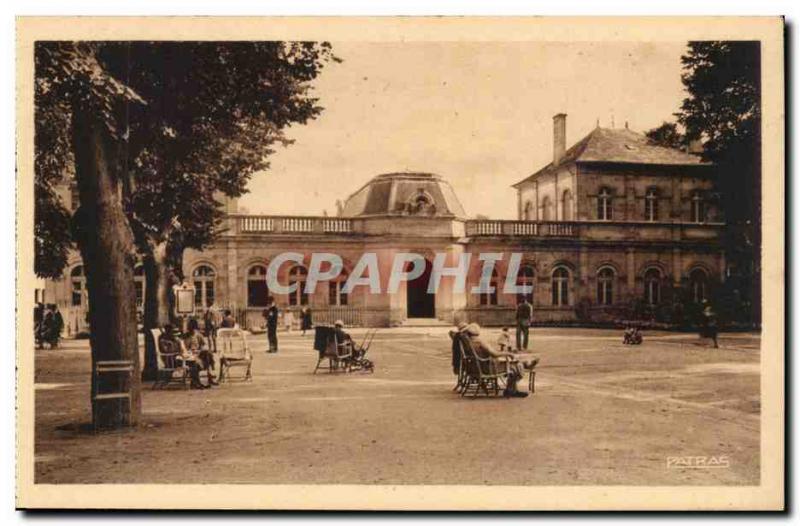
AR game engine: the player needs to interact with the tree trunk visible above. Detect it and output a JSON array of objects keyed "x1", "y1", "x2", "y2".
[
  {"x1": 141, "y1": 241, "x2": 174, "y2": 381},
  {"x1": 70, "y1": 109, "x2": 142, "y2": 428}
]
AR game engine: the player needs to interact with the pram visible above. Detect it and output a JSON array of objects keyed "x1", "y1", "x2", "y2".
[
  {"x1": 623, "y1": 325, "x2": 643, "y2": 345},
  {"x1": 347, "y1": 328, "x2": 377, "y2": 372},
  {"x1": 313, "y1": 325, "x2": 376, "y2": 373}
]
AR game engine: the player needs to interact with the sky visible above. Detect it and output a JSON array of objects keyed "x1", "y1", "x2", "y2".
[{"x1": 239, "y1": 41, "x2": 690, "y2": 220}]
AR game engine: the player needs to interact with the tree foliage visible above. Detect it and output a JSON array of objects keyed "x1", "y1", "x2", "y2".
[
  {"x1": 35, "y1": 41, "x2": 338, "y2": 276},
  {"x1": 34, "y1": 43, "x2": 146, "y2": 278},
  {"x1": 645, "y1": 122, "x2": 685, "y2": 150},
  {"x1": 676, "y1": 41, "x2": 761, "y2": 231},
  {"x1": 646, "y1": 41, "x2": 761, "y2": 325}
]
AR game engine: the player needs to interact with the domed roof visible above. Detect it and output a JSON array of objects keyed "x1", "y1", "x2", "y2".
[{"x1": 340, "y1": 172, "x2": 466, "y2": 218}]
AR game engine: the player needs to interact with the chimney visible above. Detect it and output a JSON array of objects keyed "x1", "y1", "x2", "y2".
[{"x1": 553, "y1": 113, "x2": 567, "y2": 165}]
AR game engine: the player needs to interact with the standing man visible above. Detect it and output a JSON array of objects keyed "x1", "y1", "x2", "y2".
[
  {"x1": 263, "y1": 297, "x2": 279, "y2": 353},
  {"x1": 515, "y1": 297, "x2": 533, "y2": 351}
]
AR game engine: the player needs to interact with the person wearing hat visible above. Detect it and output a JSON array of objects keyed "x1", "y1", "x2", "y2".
[
  {"x1": 449, "y1": 321, "x2": 469, "y2": 375},
  {"x1": 333, "y1": 320, "x2": 356, "y2": 357},
  {"x1": 465, "y1": 323, "x2": 533, "y2": 398},
  {"x1": 263, "y1": 297, "x2": 279, "y2": 353},
  {"x1": 333, "y1": 320, "x2": 353, "y2": 345}
]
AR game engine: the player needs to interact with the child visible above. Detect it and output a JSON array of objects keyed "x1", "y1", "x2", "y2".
[{"x1": 496, "y1": 326, "x2": 513, "y2": 352}]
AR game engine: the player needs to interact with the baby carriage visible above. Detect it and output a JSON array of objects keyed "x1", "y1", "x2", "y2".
[
  {"x1": 346, "y1": 328, "x2": 377, "y2": 372},
  {"x1": 623, "y1": 325, "x2": 643, "y2": 345}
]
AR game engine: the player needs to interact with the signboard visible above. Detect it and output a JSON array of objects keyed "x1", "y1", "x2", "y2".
[{"x1": 175, "y1": 284, "x2": 195, "y2": 315}]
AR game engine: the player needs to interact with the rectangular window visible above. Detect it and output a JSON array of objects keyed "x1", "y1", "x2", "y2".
[
  {"x1": 328, "y1": 282, "x2": 349, "y2": 306},
  {"x1": 552, "y1": 281, "x2": 568, "y2": 306},
  {"x1": 135, "y1": 282, "x2": 144, "y2": 308},
  {"x1": 645, "y1": 199, "x2": 657, "y2": 221},
  {"x1": 248, "y1": 280, "x2": 269, "y2": 308}
]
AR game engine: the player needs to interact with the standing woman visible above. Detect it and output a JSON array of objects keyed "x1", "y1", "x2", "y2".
[{"x1": 301, "y1": 306, "x2": 313, "y2": 336}]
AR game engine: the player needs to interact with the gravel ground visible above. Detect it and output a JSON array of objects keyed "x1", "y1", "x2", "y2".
[{"x1": 33, "y1": 327, "x2": 760, "y2": 485}]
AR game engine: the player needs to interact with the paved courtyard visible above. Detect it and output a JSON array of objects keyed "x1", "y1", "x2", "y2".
[{"x1": 33, "y1": 327, "x2": 760, "y2": 485}]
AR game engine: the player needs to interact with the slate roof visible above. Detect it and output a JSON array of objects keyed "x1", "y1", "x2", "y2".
[
  {"x1": 512, "y1": 127, "x2": 710, "y2": 188},
  {"x1": 341, "y1": 172, "x2": 467, "y2": 218}
]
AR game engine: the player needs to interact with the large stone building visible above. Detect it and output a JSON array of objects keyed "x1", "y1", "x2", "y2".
[{"x1": 45, "y1": 114, "x2": 724, "y2": 332}]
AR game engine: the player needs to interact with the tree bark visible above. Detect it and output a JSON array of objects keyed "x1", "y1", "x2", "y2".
[
  {"x1": 70, "y1": 109, "x2": 142, "y2": 428},
  {"x1": 141, "y1": 240, "x2": 174, "y2": 380}
]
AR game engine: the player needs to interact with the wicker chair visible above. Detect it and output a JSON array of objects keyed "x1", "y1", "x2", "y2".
[
  {"x1": 152, "y1": 329, "x2": 188, "y2": 389},
  {"x1": 458, "y1": 333, "x2": 509, "y2": 398},
  {"x1": 313, "y1": 326, "x2": 352, "y2": 373}
]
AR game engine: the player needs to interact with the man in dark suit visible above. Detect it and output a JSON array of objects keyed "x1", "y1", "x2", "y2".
[
  {"x1": 263, "y1": 297, "x2": 279, "y2": 353},
  {"x1": 515, "y1": 297, "x2": 533, "y2": 351}
]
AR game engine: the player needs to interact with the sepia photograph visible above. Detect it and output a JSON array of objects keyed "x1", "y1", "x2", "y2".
[{"x1": 15, "y1": 16, "x2": 784, "y2": 510}]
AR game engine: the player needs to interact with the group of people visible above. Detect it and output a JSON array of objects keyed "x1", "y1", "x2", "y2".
[
  {"x1": 158, "y1": 318, "x2": 219, "y2": 389},
  {"x1": 34, "y1": 303, "x2": 64, "y2": 349},
  {"x1": 450, "y1": 320, "x2": 540, "y2": 399}
]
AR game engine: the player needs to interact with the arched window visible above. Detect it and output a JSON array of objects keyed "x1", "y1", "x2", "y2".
[
  {"x1": 134, "y1": 264, "x2": 146, "y2": 309},
  {"x1": 561, "y1": 190, "x2": 572, "y2": 220},
  {"x1": 689, "y1": 268, "x2": 708, "y2": 303},
  {"x1": 516, "y1": 265, "x2": 535, "y2": 305},
  {"x1": 597, "y1": 187, "x2": 613, "y2": 221},
  {"x1": 596, "y1": 267, "x2": 615, "y2": 306},
  {"x1": 523, "y1": 200, "x2": 534, "y2": 221},
  {"x1": 645, "y1": 188, "x2": 659, "y2": 222},
  {"x1": 192, "y1": 265, "x2": 216, "y2": 308},
  {"x1": 247, "y1": 264, "x2": 269, "y2": 308},
  {"x1": 644, "y1": 268, "x2": 662, "y2": 306},
  {"x1": 329, "y1": 272, "x2": 349, "y2": 306},
  {"x1": 479, "y1": 268, "x2": 499, "y2": 306},
  {"x1": 541, "y1": 196, "x2": 553, "y2": 221},
  {"x1": 690, "y1": 191, "x2": 705, "y2": 223},
  {"x1": 288, "y1": 265, "x2": 309, "y2": 306},
  {"x1": 551, "y1": 266, "x2": 570, "y2": 306},
  {"x1": 70, "y1": 265, "x2": 85, "y2": 307}
]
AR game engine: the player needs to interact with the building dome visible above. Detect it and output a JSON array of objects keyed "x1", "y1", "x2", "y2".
[{"x1": 340, "y1": 172, "x2": 466, "y2": 218}]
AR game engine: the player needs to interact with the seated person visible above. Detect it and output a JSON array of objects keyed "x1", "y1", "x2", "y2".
[
  {"x1": 496, "y1": 326, "x2": 512, "y2": 352},
  {"x1": 333, "y1": 320, "x2": 357, "y2": 356},
  {"x1": 449, "y1": 322, "x2": 469, "y2": 375},
  {"x1": 220, "y1": 309, "x2": 237, "y2": 329},
  {"x1": 465, "y1": 323, "x2": 538, "y2": 398},
  {"x1": 183, "y1": 318, "x2": 218, "y2": 386},
  {"x1": 159, "y1": 324, "x2": 208, "y2": 389}
]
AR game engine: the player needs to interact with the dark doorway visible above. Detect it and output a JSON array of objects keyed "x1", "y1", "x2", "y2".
[{"x1": 406, "y1": 258, "x2": 435, "y2": 318}]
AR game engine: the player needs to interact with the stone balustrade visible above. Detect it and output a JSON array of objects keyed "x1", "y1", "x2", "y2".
[{"x1": 233, "y1": 214, "x2": 720, "y2": 241}]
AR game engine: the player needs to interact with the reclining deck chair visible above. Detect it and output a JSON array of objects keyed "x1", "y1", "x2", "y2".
[
  {"x1": 218, "y1": 328, "x2": 253, "y2": 382},
  {"x1": 458, "y1": 333, "x2": 509, "y2": 398},
  {"x1": 313, "y1": 326, "x2": 352, "y2": 373}
]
